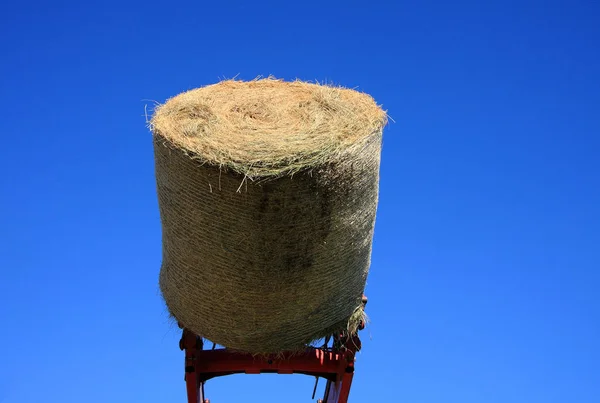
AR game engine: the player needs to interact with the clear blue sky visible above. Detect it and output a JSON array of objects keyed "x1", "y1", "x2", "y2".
[{"x1": 1, "y1": 0, "x2": 599, "y2": 402}]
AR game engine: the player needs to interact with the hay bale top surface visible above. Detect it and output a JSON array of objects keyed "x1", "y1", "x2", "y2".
[{"x1": 151, "y1": 78, "x2": 387, "y2": 178}]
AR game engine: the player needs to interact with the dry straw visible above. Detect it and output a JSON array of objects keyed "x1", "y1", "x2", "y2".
[{"x1": 151, "y1": 77, "x2": 387, "y2": 353}]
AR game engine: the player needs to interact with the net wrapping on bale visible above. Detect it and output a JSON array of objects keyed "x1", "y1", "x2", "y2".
[{"x1": 151, "y1": 78, "x2": 387, "y2": 353}]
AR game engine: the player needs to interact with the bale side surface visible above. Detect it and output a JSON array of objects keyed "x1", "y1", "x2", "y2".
[{"x1": 154, "y1": 135, "x2": 381, "y2": 353}]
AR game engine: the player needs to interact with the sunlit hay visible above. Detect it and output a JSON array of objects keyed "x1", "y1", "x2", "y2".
[{"x1": 151, "y1": 77, "x2": 387, "y2": 354}]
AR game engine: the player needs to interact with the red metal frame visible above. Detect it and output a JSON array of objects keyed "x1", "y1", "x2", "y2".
[{"x1": 179, "y1": 296, "x2": 367, "y2": 403}]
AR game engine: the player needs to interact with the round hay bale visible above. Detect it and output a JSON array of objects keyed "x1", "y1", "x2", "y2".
[{"x1": 151, "y1": 78, "x2": 387, "y2": 353}]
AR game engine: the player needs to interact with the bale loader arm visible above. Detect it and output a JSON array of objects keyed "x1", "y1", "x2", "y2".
[{"x1": 179, "y1": 296, "x2": 368, "y2": 403}]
